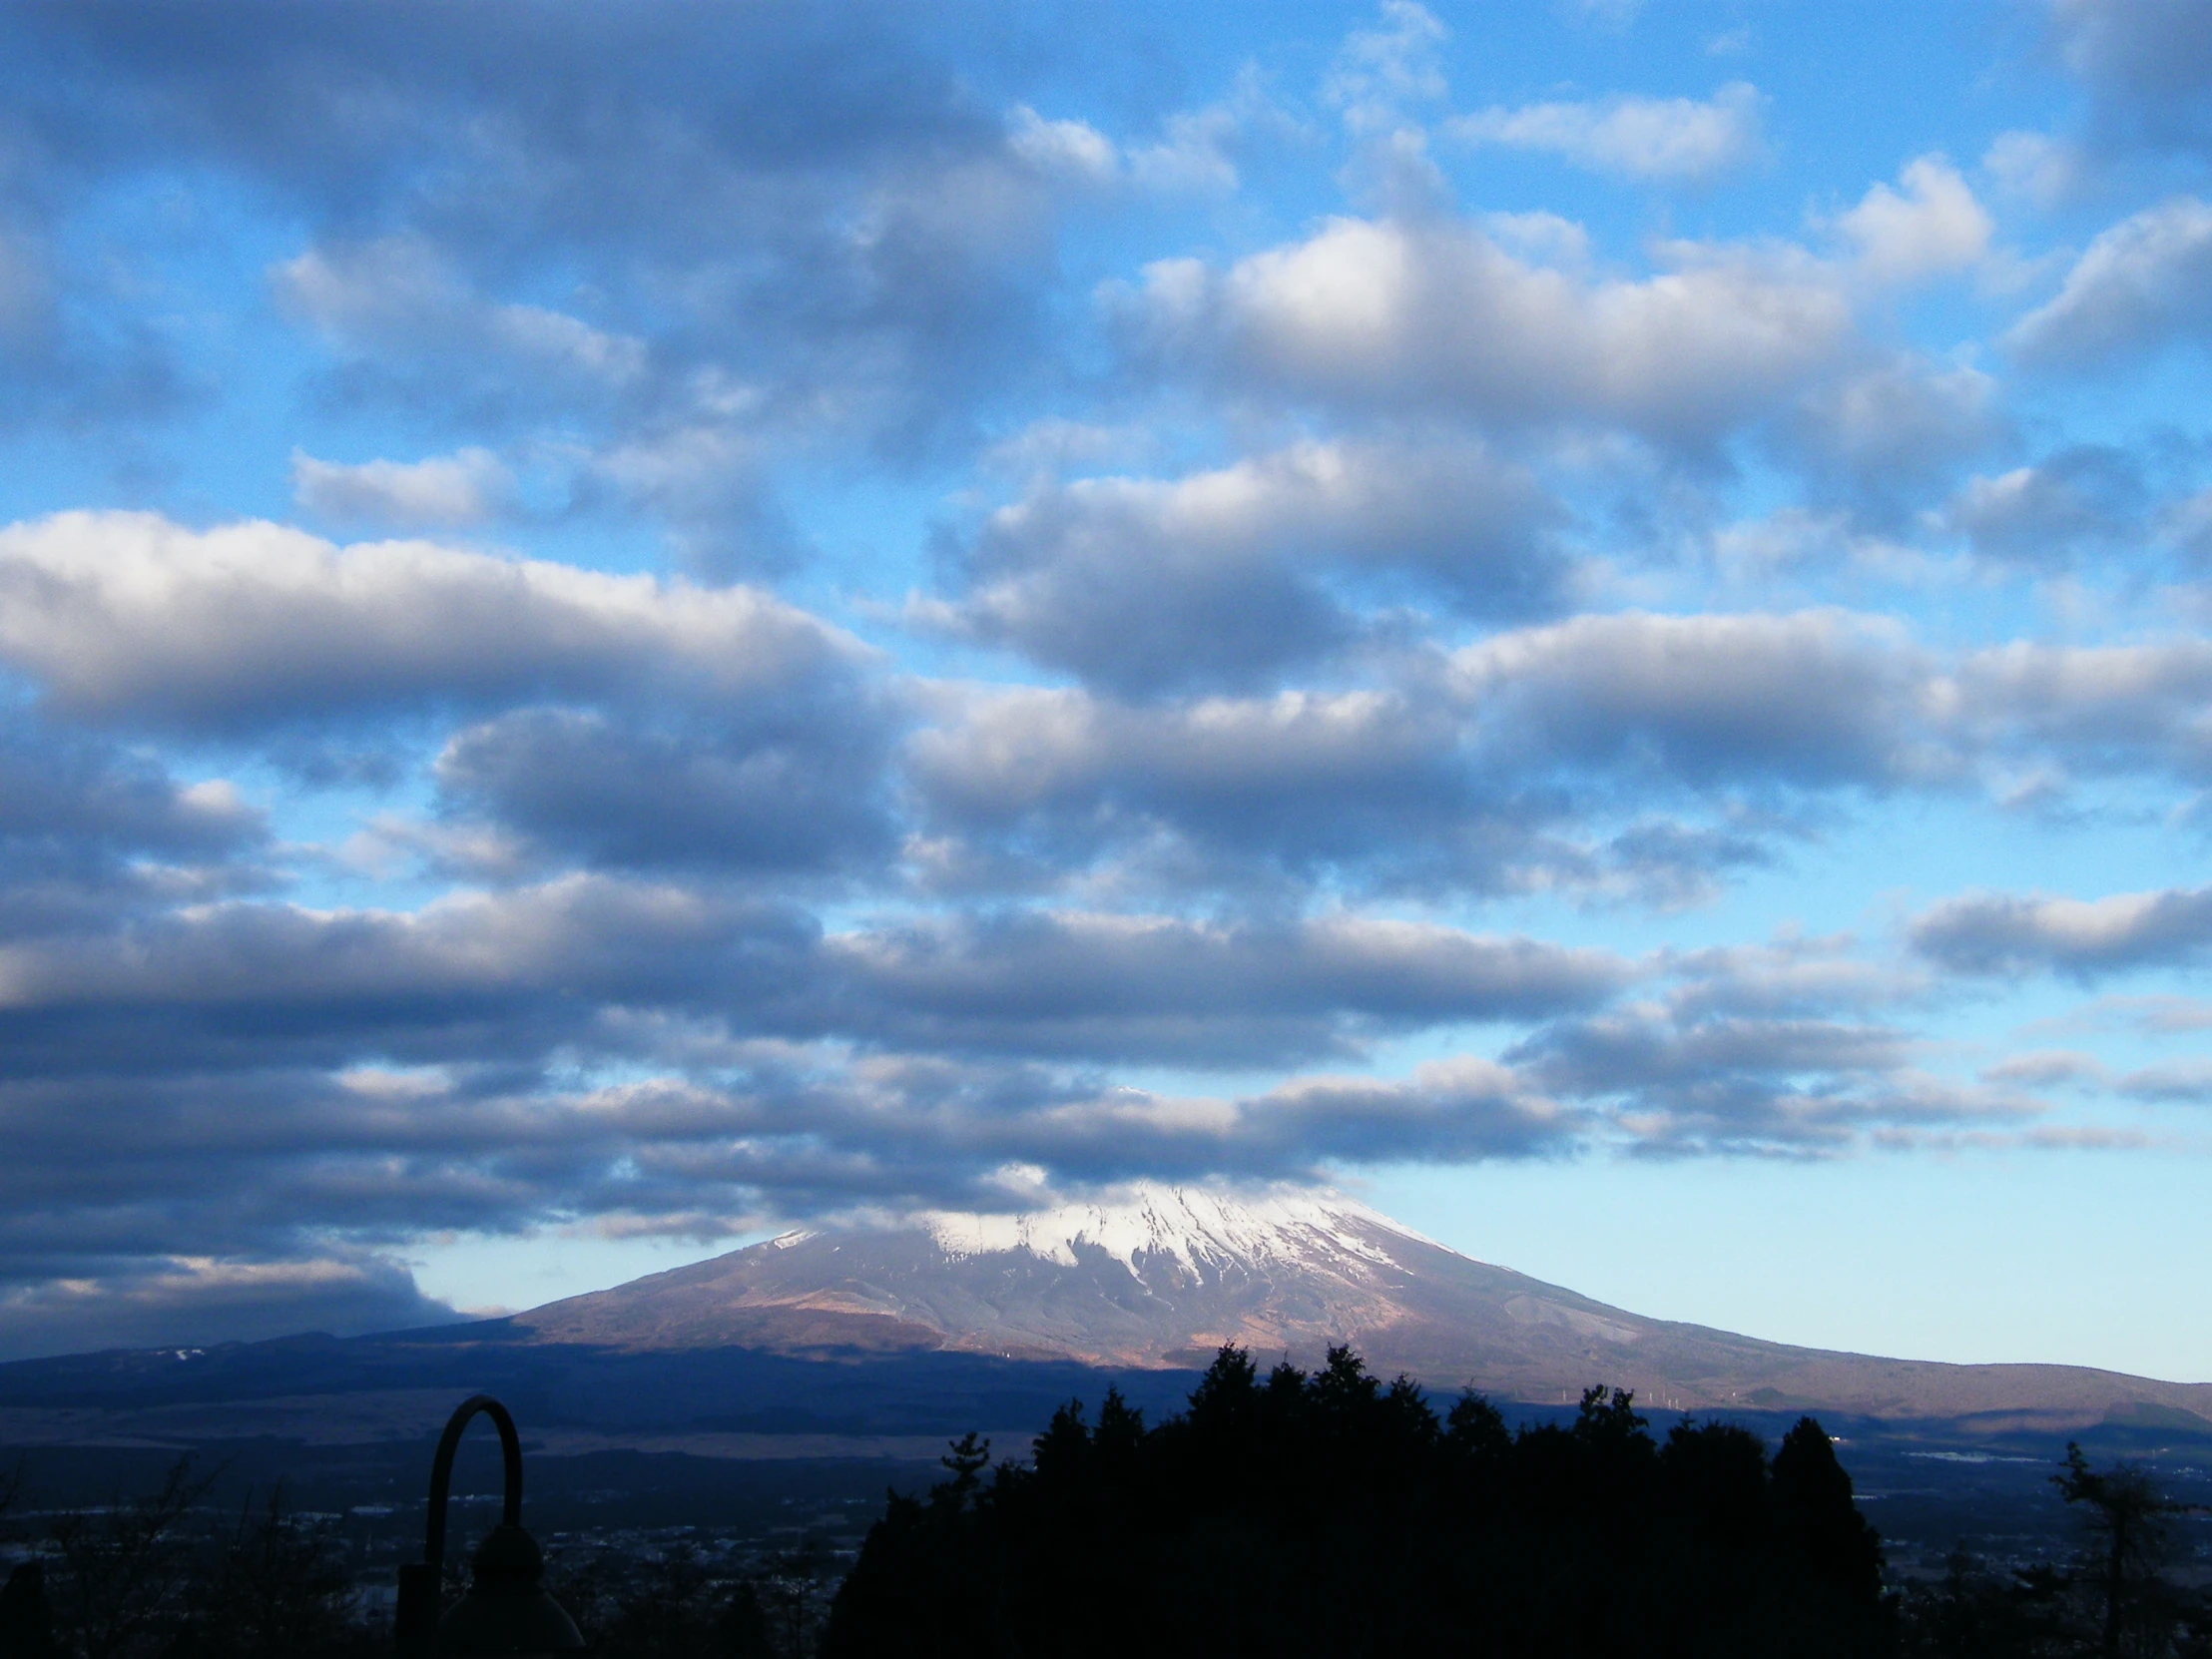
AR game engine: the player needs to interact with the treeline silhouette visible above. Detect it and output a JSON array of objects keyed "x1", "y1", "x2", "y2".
[
  {"x1": 3, "y1": 1355, "x2": 2206, "y2": 1657},
  {"x1": 824, "y1": 1345, "x2": 1889, "y2": 1658}
]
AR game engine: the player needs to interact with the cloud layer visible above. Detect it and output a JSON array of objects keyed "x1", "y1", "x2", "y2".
[{"x1": 0, "y1": 0, "x2": 2205, "y2": 1358}]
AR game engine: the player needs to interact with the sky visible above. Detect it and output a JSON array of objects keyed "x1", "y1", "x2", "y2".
[{"x1": 4, "y1": 0, "x2": 2212, "y2": 1376}]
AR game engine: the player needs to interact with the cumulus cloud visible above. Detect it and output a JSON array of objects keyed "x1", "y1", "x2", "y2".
[
  {"x1": 0, "y1": 511, "x2": 860, "y2": 732},
  {"x1": 0, "y1": 0, "x2": 1069, "y2": 505},
  {"x1": 2007, "y1": 197, "x2": 2212, "y2": 366},
  {"x1": 1449, "y1": 83, "x2": 1765, "y2": 182},
  {"x1": 1450, "y1": 610, "x2": 1946, "y2": 789},
  {"x1": 907, "y1": 681, "x2": 1512, "y2": 892},
  {"x1": 0, "y1": 731, "x2": 268, "y2": 937},
  {"x1": 1835, "y1": 156, "x2": 1992, "y2": 283},
  {"x1": 1913, "y1": 884, "x2": 2212, "y2": 977},
  {"x1": 1126, "y1": 215, "x2": 1852, "y2": 442},
  {"x1": 434, "y1": 702, "x2": 898, "y2": 876},
  {"x1": 291, "y1": 446, "x2": 515, "y2": 528},
  {"x1": 1007, "y1": 107, "x2": 1121, "y2": 186},
  {"x1": 1951, "y1": 638, "x2": 2212, "y2": 777},
  {"x1": 1781, "y1": 354, "x2": 2002, "y2": 514},
  {"x1": 1506, "y1": 933, "x2": 2027, "y2": 1157},
  {"x1": 824, "y1": 911, "x2": 1631, "y2": 1064},
  {"x1": 277, "y1": 238, "x2": 648, "y2": 397},
  {"x1": 909, "y1": 612, "x2": 2212, "y2": 898},
  {"x1": 937, "y1": 439, "x2": 1568, "y2": 694},
  {"x1": 908, "y1": 611, "x2": 1967, "y2": 901},
  {"x1": 1942, "y1": 446, "x2": 2146, "y2": 563}
]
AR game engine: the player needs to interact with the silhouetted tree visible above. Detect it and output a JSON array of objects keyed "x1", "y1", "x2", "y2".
[
  {"x1": 2055, "y1": 1442, "x2": 2200, "y2": 1659},
  {"x1": 822, "y1": 1346, "x2": 1895, "y2": 1658},
  {"x1": 0, "y1": 1564, "x2": 59, "y2": 1659},
  {"x1": 44, "y1": 1457, "x2": 212, "y2": 1659},
  {"x1": 186, "y1": 1486, "x2": 366, "y2": 1659}
]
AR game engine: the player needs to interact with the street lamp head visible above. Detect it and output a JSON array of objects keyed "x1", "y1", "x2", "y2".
[{"x1": 393, "y1": 1394, "x2": 584, "y2": 1659}]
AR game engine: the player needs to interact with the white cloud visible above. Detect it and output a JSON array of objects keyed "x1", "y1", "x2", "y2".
[
  {"x1": 1007, "y1": 103, "x2": 1241, "y2": 196},
  {"x1": 1129, "y1": 215, "x2": 1851, "y2": 441},
  {"x1": 1007, "y1": 106, "x2": 1120, "y2": 186},
  {"x1": 290, "y1": 447, "x2": 514, "y2": 528},
  {"x1": 1450, "y1": 83, "x2": 1766, "y2": 183},
  {"x1": 1837, "y1": 156, "x2": 1992, "y2": 282},
  {"x1": 0, "y1": 511, "x2": 855, "y2": 729}
]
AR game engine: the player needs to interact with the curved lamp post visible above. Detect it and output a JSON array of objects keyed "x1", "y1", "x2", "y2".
[{"x1": 394, "y1": 1394, "x2": 584, "y2": 1658}]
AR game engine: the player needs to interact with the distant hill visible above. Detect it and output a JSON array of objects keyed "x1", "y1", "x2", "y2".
[{"x1": 506, "y1": 1183, "x2": 2212, "y2": 1432}]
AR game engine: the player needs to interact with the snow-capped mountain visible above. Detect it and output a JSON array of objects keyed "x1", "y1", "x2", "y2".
[{"x1": 510, "y1": 1183, "x2": 2212, "y2": 1425}]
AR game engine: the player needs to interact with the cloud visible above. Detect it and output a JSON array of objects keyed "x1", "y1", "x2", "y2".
[
  {"x1": 1505, "y1": 934, "x2": 2025, "y2": 1156},
  {"x1": 1982, "y1": 130, "x2": 2089, "y2": 209},
  {"x1": 0, "y1": 0, "x2": 2207, "y2": 1348},
  {"x1": 907, "y1": 682, "x2": 1509, "y2": 893},
  {"x1": 1324, "y1": 1, "x2": 1449, "y2": 137},
  {"x1": 1450, "y1": 83, "x2": 1765, "y2": 183},
  {"x1": 2047, "y1": 0, "x2": 2212, "y2": 149},
  {"x1": 1913, "y1": 884, "x2": 2212, "y2": 977},
  {"x1": 291, "y1": 446, "x2": 515, "y2": 528},
  {"x1": 908, "y1": 610, "x2": 1965, "y2": 902},
  {"x1": 0, "y1": 511, "x2": 859, "y2": 733},
  {"x1": 0, "y1": 868, "x2": 1631, "y2": 1079},
  {"x1": 1126, "y1": 215, "x2": 1852, "y2": 443},
  {"x1": 936, "y1": 438, "x2": 1568, "y2": 695},
  {"x1": 0, "y1": 729, "x2": 268, "y2": 936},
  {"x1": 1942, "y1": 445, "x2": 2146, "y2": 564},
  {"x1": 824, "y1": 910, "x2": 1632, "y2": 1064},
  {"x1": 434, "y1": 701, "x2": 898, "y2": 877},
  {"x1": 2007, "y1": 197, "x2": 2212, "y2": 366},
  {"x1": 0, "y1": 1, "x2": 1067, "y2": 489},
  {"x1": 0, "y1": 1253, "x2": 460, "y2": 1363},
  {"x1": 277, "y1": 238, "x2": 649, "y2": 401},
  {"x1": 1007, "y1": 107, "x2": 1121, "y2": 186},
  {"x1": 1781, "y1": 354, "x2": 2002, "y2": 513},
  {"x1": 1951, "y1": 638, "x2": 2212, "y2": 779},
  {"x1": 1835, "y1": 156, "x2": 1992, "y2": 283},
  {"x1": 1450, "y1": 610, "x2": 1944, "y2": 789}
]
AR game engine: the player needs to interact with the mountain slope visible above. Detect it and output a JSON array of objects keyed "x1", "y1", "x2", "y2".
[{"x1": 511, "y1": 1185, "x2": 2212, "y2": 1428}]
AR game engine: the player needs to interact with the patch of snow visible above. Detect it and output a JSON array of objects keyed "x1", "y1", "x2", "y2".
[{"x1": 918, "y1": 1182, "x2": 1436, "y2": 1276}]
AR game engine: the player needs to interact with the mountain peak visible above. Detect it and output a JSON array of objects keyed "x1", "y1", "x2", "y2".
[{"x1": 914, "y1": 1182, "x2": 1433, "y2": 1279}]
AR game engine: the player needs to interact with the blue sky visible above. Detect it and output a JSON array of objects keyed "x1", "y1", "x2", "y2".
[{"x1": 5, "y1": 0, "x2": 2212, "y2": 1376}]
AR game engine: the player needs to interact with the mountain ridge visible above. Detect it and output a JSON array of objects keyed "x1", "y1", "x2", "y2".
[{"x1": 504, "y1": 1184, "x2": 2212, "y2": 1430}]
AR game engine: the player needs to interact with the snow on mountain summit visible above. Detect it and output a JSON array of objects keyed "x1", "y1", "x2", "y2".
[{"x1": 916, "y1": 1182, "x2": 1434, "y2": 1279}]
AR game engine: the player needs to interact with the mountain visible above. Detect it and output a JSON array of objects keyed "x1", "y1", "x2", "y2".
[{"x1": 509, "y1": 1184, "x2": 2212, "y2": 1429}]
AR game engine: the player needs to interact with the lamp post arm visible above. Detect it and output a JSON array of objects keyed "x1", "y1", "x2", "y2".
[
  {"x1": 396, "y1": 1393, "x2": 526, "y2": 1657},
  {"x1": 424, "y1": 1394, "x2": 525, "y2": 1572}
]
